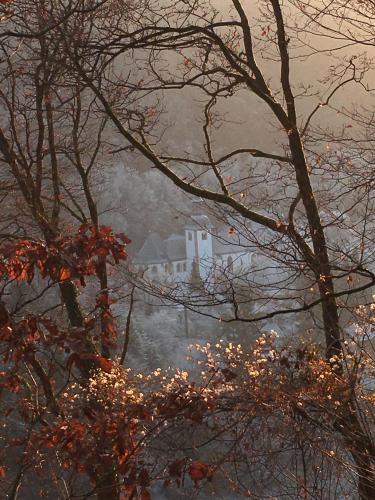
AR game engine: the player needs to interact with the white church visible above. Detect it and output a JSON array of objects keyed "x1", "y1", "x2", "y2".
[{"x1": 132, "y1": 215, "x2": 253, "y2": 283}]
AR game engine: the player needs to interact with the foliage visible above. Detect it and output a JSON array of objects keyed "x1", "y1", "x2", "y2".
[
  {"x1": 0, "y1": 225, "x2": 374, "y2": 498},
  {"x1": 1, "y1": 0, "x2": 375, "y2": 498}
]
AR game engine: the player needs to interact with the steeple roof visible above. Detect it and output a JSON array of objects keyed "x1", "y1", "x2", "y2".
[{"x1": 184, "y1": 214, "x2": 213, "y2": 230}]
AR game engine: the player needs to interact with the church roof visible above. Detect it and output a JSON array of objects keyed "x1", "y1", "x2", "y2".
[
  {"x1": 184, "y1": 214, "x2": 213, "y2": 230},
  {"x1": 134, "y1": 217, "x2": 251, "y2": 265},
  {"x1": 165, "y1": 234, "x2": 186, "y2": 260},
  {"x1": 134, "y1": 233, "x2": 187, "y2": 264},
  {"x1": 133, "y1": 233, "x2": 167, "y2": 264}
]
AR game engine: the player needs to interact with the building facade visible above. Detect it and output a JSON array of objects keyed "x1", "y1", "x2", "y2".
[{"x1": 133, "y1": 215, "x2": 253, "y2": 283}]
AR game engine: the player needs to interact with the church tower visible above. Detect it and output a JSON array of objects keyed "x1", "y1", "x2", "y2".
[{"x1": 185, "y1": 214, "x2": 213, "y2": 280}]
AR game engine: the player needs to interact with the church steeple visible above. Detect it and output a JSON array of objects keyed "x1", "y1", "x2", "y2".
[{"x1": 184, "y1": 214, "x2": 214, "y2": 280}]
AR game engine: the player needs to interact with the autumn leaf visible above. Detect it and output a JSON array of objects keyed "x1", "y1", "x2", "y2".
[
  {"x1": 96, "y1": 292, "x2": 112, "y2": 307},
  {"x1": 146, "y1": 107, "x2": 156, "y2": 117},
  {"x1": 227, "y1": 226, "x2": 235, "y2": 237},
  {"x1": 94, "y1": 247, "x2": 109, "y2": 257},
  {"x1": 76, "y1": 353, "x2": 113, "y2": 373},
  {"x1": 59, "y1": 268, "x2": 71, "y2": 280},
  {"x1": 188, "y1": 461, "x2": 209, "y2": 483},
  {"x1": 95, "y1": 356, "x2": 114, "y2": 372},
  {"x1": 10, "y1": 265, "x2": 28, "y2": 281},
  {"x1": 117, "y1": 233, "x2": 131, "y2": 245},
  {"x1": 78, "y1": 223, "x2": 90, "y2": 234},
  {"x1": 67, "y1": 352, "x2": 113, "y2": 373},
  {"x1": 140, "y1": 488, "x2": 151, "y2": 500}
]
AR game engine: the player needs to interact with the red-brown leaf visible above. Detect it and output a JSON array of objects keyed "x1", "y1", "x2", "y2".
[{"x1": 188, "y1": 461, "x2": 209, "y2": 483}]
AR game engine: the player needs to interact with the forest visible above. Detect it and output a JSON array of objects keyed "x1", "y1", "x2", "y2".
[{"x1": 0, "y1": 0, "x2": 375, "y2": 498}]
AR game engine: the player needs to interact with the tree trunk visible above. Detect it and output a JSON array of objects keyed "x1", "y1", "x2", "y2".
[
  {"x1": 287, "y1": 130, "x2": 375, "y2": 499},
  {"x1": 96, "y1": 466, "x2": 120, "y2": 500},
  {"x1": 337, "y1": 406, "x2": 375, "y2": 499}
]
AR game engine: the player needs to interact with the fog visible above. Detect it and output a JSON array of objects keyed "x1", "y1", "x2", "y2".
[{"x1": 92, "y1": 0, "x2": 375, "y2": 375}]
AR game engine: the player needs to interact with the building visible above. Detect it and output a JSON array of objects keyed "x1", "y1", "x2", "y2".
[{"x1": 132, "y1": 215, "x2": 253, "y2": 283}]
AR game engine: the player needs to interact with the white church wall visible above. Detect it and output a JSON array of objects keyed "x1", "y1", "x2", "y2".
[
  {"x1": 173, "y1": 260, "x2": 189, "y2": 282},
  {"x1": 196, "y1": 230, "x2": 213, "y2": 279},
  {"x1": 185, "y1": 229, "x2": 196, "y2": 261}
]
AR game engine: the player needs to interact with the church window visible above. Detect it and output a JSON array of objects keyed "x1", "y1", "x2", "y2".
[
  {"x1": 201, "y1": 232, "x2": 207, "y2": 240},
  {"x1": 188, "y1": 232, "x2": 192, "y2": 241},
  {"x1": 176, "y1": 263, "x2": 181, "y2": 273},
  {"x1": 151, "y1": 265, "x2": 158, "y2": 274},
  {"x1": 183, "y1": 262, "x2": 186, "y2": 272}
]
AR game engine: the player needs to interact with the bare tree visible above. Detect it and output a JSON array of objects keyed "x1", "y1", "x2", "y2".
[
  {"x1": 0, "y1": 4, "x2": 134, "y2": 497},
  {"x1": 2, "y1": 0, "x2": 375, "y2": 498},
  {"x1": 54, "y1": 0, "x2": 375, "y2": 497}
]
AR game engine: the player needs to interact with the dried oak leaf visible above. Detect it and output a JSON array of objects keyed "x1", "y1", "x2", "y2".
[{"x1": 188, "y1": 461, "x2": 209, "y2": 483}]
